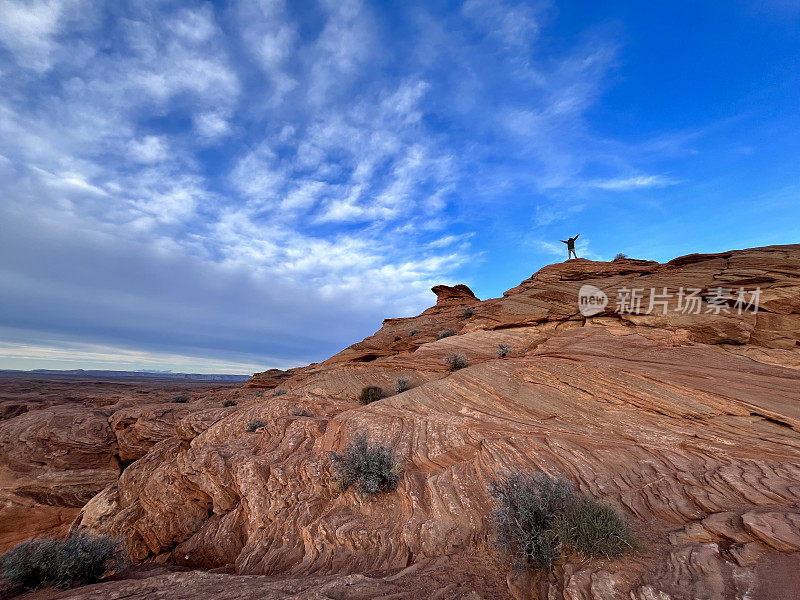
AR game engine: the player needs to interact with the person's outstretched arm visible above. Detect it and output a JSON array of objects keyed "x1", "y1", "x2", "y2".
[
  {"x1": 574, "y1": 233, "x2": 580, "y2": 240},
  {"x1": 560, "y1": 240, "x2": 568, "y2": 244}
]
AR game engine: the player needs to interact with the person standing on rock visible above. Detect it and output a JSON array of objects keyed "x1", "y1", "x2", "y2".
[{"x1": 561, "y1": 234, "x2": 580, "y2": 260}]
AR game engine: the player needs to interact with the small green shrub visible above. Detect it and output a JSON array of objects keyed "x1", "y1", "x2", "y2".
[
  {"x1": 272, "y1": 389, "x2": 287, "y2": 397},
  {"x1": 613, "y1": 253, "x2": 628, "y2": 261},
  {"x1": 409, "y1": 329, "x2": 419, "y2": 337},
  {"x1": 171, "y1": 395, "x2": 190, "y2": 403},
  {"x1": 359, "y1": 386, "x2": 384, "y2": 405},
  {"x1": 461, "y1": 307, "x2": 475, "y2": 318},
  {"x1": 329, "y1": 432, "x2": 399, "y2": 496},
  {"x1": 497, "y1": 343, "x2": 511, "y2": 358},
  {"x1": 488, "y1": 471, "x2": 634, "y2": 572},
  {"x1": 222, "y1": 399, "x2": 237, "y2": 407},
  {"x1": 437, "y1": 329, "x2": 456, "y2": 340},
  {"x1": 445, "y1": 353, "x2": 468, "y2": 371},
  {"x1": 394, "y1": 376, "x2": 411, "y2": 394},
  {"x1": 246, "y1": 419, "x2": 266, "y2": 432},
  {"x1": 393, "y1": 336, "x2": 401, "y2": 342},
  {"x1": 0, "y1": 531, "x2": 124, "y2": 592},
  {"x1": 559, "y1": 496, "x2": 636, "y2": 559}
]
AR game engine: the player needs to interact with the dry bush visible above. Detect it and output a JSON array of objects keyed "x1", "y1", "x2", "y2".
[
  {"x1": 246, "y1": 419, "x2": 266, "y2": 432},
  {"x1": 329, "y1": 432, "x2": 399, "y2": 496},
  {"x1": 445, "y1": 353, "x2": 468, "y2": 371},
  {"x1": 488, "y1": 471, "x2": 634, "y2": 572},
  {"x1": 359, "y1": 386, "x2": 384, "y2": 405},
  {"x1": 394, "y1": 376, "x2": 412, "y2": 394},
  {"x1": 0, "y1": 532, "x2": 124, "y2": 593}
]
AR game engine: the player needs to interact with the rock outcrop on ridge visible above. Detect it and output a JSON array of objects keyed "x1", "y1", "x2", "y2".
[{"x1": 3, "y1": 244, "x2": 800, "y2": 599}]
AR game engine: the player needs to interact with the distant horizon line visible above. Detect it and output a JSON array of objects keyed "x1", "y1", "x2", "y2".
[{"x1": 0, "y1": 368, "x2": 252, "y2": 380}]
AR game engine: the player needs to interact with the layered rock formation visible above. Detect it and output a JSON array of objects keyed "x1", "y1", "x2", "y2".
[
  {"x1": 0, "y1": 379, "x2": 241, "y2": 553},
  {"x1": 4, "y1": 245, "x2": 800, "y2": 599}
]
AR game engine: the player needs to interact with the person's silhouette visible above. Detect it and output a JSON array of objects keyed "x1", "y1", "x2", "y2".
[{"x1": 561, "y1": 234, "x2": 580, "y2": 260}]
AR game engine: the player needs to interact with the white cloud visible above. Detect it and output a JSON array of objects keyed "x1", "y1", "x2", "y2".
[
  {"x1": 0, "y1": 0, "x2": 70, "y2": 71},
  {"x1": 237, "y1": 0, "x2": 298, "y2": 107},
  {"x1": 315, "y1": 196, "x2": 365, "y2": 223},
  {"x1": 128, "y1": 136, "x2": 169, "y2": 163},
  {"x1": 307, "y1": 0, "x2": 373, "y2": 105},
  {"x1": 281, "y1": 181, "x2": 325, "y2": 213},
  {"x1": 427, "y1": 233, "x2": 474, "y2": 249},
  {"x1": 30, "y1": 165, "x2": 107, "y2": 198},
  {"x1": 462, "y1": 0, "x2": 542, "y2": 51},
  {"x1": 592, "y1": 174, "x2": 678, "y2": 191},
  {"x1": 194, "y1": 112, "x2": 230, "y2": 139}
]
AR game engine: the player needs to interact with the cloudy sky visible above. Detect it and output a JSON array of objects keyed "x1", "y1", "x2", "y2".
[{"x1": 0, "y1": 0, "x2": 798, "y2": 374}]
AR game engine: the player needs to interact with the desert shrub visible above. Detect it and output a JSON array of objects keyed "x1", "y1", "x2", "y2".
[
  {"x1": 497, "y1": 343, "x2": 511, "y2": 358},
  {"x1": 613, "y1": 253, "x2": 628, "y2": 261},
  {"x1": 488, "y1": 471, "x2": 634, "y2": 572},
  {"x1": 359, "y1": 386, "x2": 384, "y2": 405},
  {"x1": 222, "y1": 399, "x2": 237, "y2": 407},
  {"x1": 437, "y1": 329, "x2": 456, "y2": 340},
  {"x1": 445, "y1": 353, "x2": 468, "y2": 371},
  {"x1": 0, "y1": 531, "x2": 123, "y2": 592},
  {"x1": 171, "y1": 395, "x2": 189, "y2": 403},
  {"x1": 394, "y1": 376, "x2": 411, "y2": 394},
  {"x1": 409, "y1": 329, "x2": 419, "y2": 337},
  {"x1": 272, "y1": 389, "x2": 287, "y2": 397},
  {"x1": 246, "y1": 419, "x2": 266, "y2": 432},
  {"x1": 329, "y1": 432, "x2": 399, "y2": 496},
  {"x1": 393, "y1": 336, "x2": 401, "y2": 342},
  {"x1": 489, "y1": 471, "x2": 577, "y2": 570},
  {"x1": 461, "y1": 307, "x2": 475, "y2": 318},
  {"x1": 558, "y1": 496, "x2": 636, "y2": 559}
]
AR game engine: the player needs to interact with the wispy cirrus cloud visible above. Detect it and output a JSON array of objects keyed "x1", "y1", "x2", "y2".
[{"x1": 592, "y1": 174, "x2": 679, "y2": 191}]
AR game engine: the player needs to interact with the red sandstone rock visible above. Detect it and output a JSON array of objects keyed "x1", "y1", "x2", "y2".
[
  {"x1": 242, "y1": 367, "x2": 297, "y2": 389},
  {"x1": 431, "y1": 284, "x2": 479, "y2": 305},
  {"x1": 0, "y1": 379, "x2": 238, "y2": 552}
]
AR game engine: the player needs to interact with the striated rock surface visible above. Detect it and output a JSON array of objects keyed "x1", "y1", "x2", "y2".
[
  {"x1": 35, "y1": 556, "x2": 506, "y2": 600},
  {"x1": 7, "y1": 245, "x2": 800, "y2": 599},
  {"x1": 0, "y1": 406, "x2": 120, "y2": 552},
  {"x1": 0, "y1": 378, "x2": 242, "y2": 553}
]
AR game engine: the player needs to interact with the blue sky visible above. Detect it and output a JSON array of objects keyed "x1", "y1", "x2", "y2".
[{"x1": 0, "y1": 0, "x2": 798, "y2": 373}]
